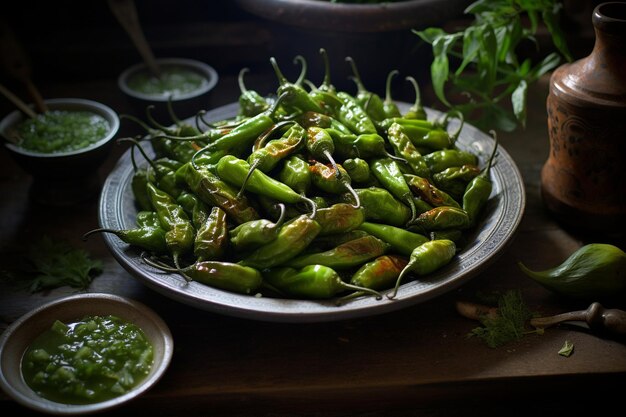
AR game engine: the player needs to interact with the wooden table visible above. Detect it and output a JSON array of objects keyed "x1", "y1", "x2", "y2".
[{"x1": 1, "y1": 70, "x2": 625, "y2": 417}]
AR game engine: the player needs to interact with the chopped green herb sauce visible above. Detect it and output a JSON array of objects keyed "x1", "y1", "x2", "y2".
[
  {"x1": 127, "y1": 65, "x2": 208, "y2": 97},
  {"x1": 15, "y1": 110, "x2": 110, "y2": 154},
  {"x1": 21, "y1": 315, "x2": 153, "y2": 404}
]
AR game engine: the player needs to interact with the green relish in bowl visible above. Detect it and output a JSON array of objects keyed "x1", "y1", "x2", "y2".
[
  {"x1": 15, "y1": 110, "x2": 110, "y2": 154},
  {"x1": 21, "y1": 315, "x2": 154, "y2": 405},
  {"x1": 126, "y1": 65, "x2": 209, "y2": 98}
]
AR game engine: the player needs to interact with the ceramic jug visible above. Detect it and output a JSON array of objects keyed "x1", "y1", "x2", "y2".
[{"x1": 541, "y1": 2, "x2": 626, "y2": 235}]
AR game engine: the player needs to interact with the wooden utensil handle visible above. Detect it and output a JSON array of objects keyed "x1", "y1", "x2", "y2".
[{"x1": 108, "y1": 0, "x2": 160, "y2": 77}]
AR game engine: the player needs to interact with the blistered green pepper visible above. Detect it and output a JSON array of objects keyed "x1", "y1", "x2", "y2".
[
  {"x1": 278, "y1": 154, "x2": 312, "y2": 195},
  {"x1": 313, "y1": 203, "x2": 365, "y2": 236},
  {"x1": 239, "y1": 214, "x2": 322, "y2": 269},
  {"x1": 264, "y1": 264, "x2": 381, "y2": 300},
  {"x1": 389, "y1": 239, "x2": 457, "y2": 299},
  {"x1": 194, "y1": 206, "x2": 228, "y2": 262},
  {"x1": 229, "y1": 203, "x2": 287, "y2": 251},
  {"x1": 423, "y1": 149, "x2": 478, "y2": 173},
  {"x1": 404, "y1": 173, "x2": 461, "y2": 209},
  {"x1": 357, "y1": 221, "x2": 428, "y2": 257},
  {"x1": 180, "y1": 163, "x2": 260, "y2": 225},
  {"x1": 518, "y1": 244, "x2": 626, "y2": 299},
  {"x1": 350, "y1": 255, "x2": 409, "y2": 291},
  {"x1": 463, "y1": 135, "x2": 498, "y2": 227},
  {"x1": 408, "y1": 206, "x2": 470, "y2": 232},
  {"x1": 287, "y1": 235, "x2": 389, "y2": 270},
  {"x1": 345, "y1": 187, "x2": 411, "y2": 227}
]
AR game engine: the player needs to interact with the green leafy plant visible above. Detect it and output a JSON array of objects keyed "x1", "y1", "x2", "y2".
[
  {"x1": 1, "y1": 236, "x2": 103, "y2": 292},
  {"x1": 415, "y1": 0, "x2": 572, "y2": 132}
]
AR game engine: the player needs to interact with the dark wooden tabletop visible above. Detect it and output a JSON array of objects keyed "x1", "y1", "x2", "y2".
[{"x1": 1, "y1": 5, "x2": 625, "y2": 416}]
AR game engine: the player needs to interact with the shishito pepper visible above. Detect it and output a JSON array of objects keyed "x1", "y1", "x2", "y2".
[
  {"x1": 404, "y1": 173, "x2": 461, "y2": 209},
  {"x1": 350, "y1": 255, "x2": 409, "y2": 291},
  {"x1": 403, "y1": 76, "x2": 427, "y2": 120},
  {"x1": 342, "y1": 158, "x2": 373, "y2": 184},
  {"x1": 263, "y1": 264, "x2": 381, "y2": 300},
  {"x1": 270, "y1": 56, "x2": 326, "y2": 114},
  {"x1": 388, "y1": 239, "x2": 457, "y2": 299},
  {"x1": 432, "y1": 164, "x2": 481, "y2": 201},
  {"x1": 237, "y1": 67, "x2": 271, "y2": 117},
  {"x1": 309, "y1": 161, "x2": 361, "y2": 208},
  {"x1": 463, "y1": 133, "x2": 498, "y2": 227},
  {"x1": 278, "y1": 154, "x2": 312, "y2": 195},
  {"x1": 408, "y1": 206, "x2": 470, "y2": 232},
  {"x1": 229, "y1": 203, "x2": 287, "y2": 251},
  {"x1": 344, "y1": 187, "x2": 411, "y2": 227},
  {"x1": 216, "y1": 155, "x2": 317, "y2": 216},
  {"x1": 386, "y1": 122, "x2": 431, "y2": 179},
  {"x1": 313, "y1": 203, "x2": 365, "y2": 236},
  {"x1": 145, "y1": 181, "x2": 195, "y2": 275},
  {"x1": 143, "y1": 255, "x2": 263, "y2": 295},
  {"x1": 190, "y1": 93, "x2": 287, "y2": 164},
  {"x1": 287, "y1": 235, "x2": 389, "y2": 270},
  {"x1": 423, "y1": 149, "x2": 478, "y2": 173},
  {"x1": 370, "y1": 157, "x2": 419, "y2": 223},
  {"x1": 180, "y1": 163, "x2": 260, "y2": 225},
  {"x1": 238, "y1": 214, "x2": 322, "y2": 269},
  {"x1": 357, "y1": 221, "x2": 428, "y2": 257},
  {"x1": 518, "y1": 243, "x2": 626, "y2": 300},
  {"x1": 194, "y1": 206, "x2": 228, "y2": 262},
  {"x1": 83, "y1": 220, "x2": 167, "y2": 254}
]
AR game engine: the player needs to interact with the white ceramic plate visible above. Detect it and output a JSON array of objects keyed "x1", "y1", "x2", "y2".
[
  {"x1": 0, "y1": 293, "x2": 173, "y2": 415},
  {"x1": 98, "y1": 102, "x2": 525, "y2": 323}
]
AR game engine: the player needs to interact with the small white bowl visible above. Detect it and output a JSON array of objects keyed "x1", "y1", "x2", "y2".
[
  {"x1": 118, "y1": 57, "x2": 218, "y2": 121},
  {"x1": 0, "y1": 293, "x2": 173, "y2": 415}
]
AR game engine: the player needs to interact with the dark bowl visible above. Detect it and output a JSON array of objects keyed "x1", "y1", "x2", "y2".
[
  {"x1": 235, "y1": 0, "x2": 471, "y2": 93},
  {"x1": 118, "y1": 57, "x2": 219, "y2": 123},
  {"x1": 0, "y1": 98, "x2": 120, "y2": 205}
]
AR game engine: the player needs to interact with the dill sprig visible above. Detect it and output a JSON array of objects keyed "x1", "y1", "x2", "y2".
[{"x1": 467, "y1": 289, "x2": 535, "y2": 348}]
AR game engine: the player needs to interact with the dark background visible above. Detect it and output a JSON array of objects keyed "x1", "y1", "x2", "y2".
[{"x1": 0, "y1": 0, "x2": 600, "y2": 118}]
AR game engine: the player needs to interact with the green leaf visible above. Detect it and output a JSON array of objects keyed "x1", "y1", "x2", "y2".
[
  {"x1": 456, "y1": 26, "x2": 481, "y2": 76},
  {"x1": 431, "y1": 33, "x2": 461, "y2": 106},
  {"x1": 558, "y1": 340, "x2": 574, "y2": 357},
  {"x1": 25, "y1": 236, "x2": 103, "y2": 292},
  {"x1": 511, "y1": 79, "x2": 527, "y2": 128},
  {"x1": 413, "y1": 27, "x2": 447, "y2": 45},
  {"x1": 528, "y1": 52, "x2": 561, "y2": 80}
]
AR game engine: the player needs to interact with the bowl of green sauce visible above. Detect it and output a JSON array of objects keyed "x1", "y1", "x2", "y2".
[
  {"x1": 0, "y1": 293, "x2": 173, "y2": 415},
  {"x1": 0, "y1": 98, "x2": 120, "y2": 205},
  {"x1": 118, "y1": 57, "x2": 218, "y2": 122}
]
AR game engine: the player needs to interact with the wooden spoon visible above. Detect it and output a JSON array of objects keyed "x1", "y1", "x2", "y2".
[
  {"x1": 0, "y1": 83, "x2": 37, "y2": 120},
  {"x1": 108, "y1": 0, "x2": 161, "y2": 78},
  {"x1": 0, "y1": 19, "x2": 48, "y2": 113},
  {"x1": 530, "y1": 302, "x2": 626, "y2": 336}
]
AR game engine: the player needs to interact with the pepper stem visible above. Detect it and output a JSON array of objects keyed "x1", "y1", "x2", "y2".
[
  {"x1": 238, "y1": 67, "x2": 251, "y2": 94},
  {"x1": 319, "y1": 48, "x2": 334, "y2": 92},
  {"x1": 270, "y1": 56, "x2": 289, "y2": 87},
  {"x1": 117, "y1": 137, "x2": 159, "y2": 173},
  {"x1": 388, "y1": 260, "x2": 415, "y2": 299},
  {"x1": 166, "y1": 94, "x2": 183, "y2": 126},
  {"x1": 343, "y1": 182, "x2": 361, "y2": 209},
  {"x1": 405, "y1": 76, "x2": 425, "y2": 119},
  {"x1": 145, "y1": 105, "x2": 173, "y2": 134},
  {"x1": 345, "y1": 56, "x2": 367, "y2": 95},
  {"x1": 82, "y1": 228, "x2": 121, "y2": 241},
  {"x1": 385, "y1": 69, "x2": 398, "y2": 103},
  {"x1": 292, "y1": 55, "x2": 307, "y2": 86},
  {"x1": 339, "y1": 282, "x2": 383, "y2": 301}
]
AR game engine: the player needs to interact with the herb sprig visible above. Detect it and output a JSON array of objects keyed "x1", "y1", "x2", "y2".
[
  {"x1": 415, "y1": 0, "x2": 572, "y2": 132},
  {"x1": 2, "y1": 236, "x2": 103, "y2": 292}
]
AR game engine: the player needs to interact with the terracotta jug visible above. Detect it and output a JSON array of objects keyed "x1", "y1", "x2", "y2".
[{"x1": 541, "y1": 2, "x2": 626, "y2": 235}]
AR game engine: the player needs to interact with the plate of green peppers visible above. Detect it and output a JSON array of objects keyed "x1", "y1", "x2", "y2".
[{"x1": 96, "y1": 67, "x2": 525, "y2": 322}]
